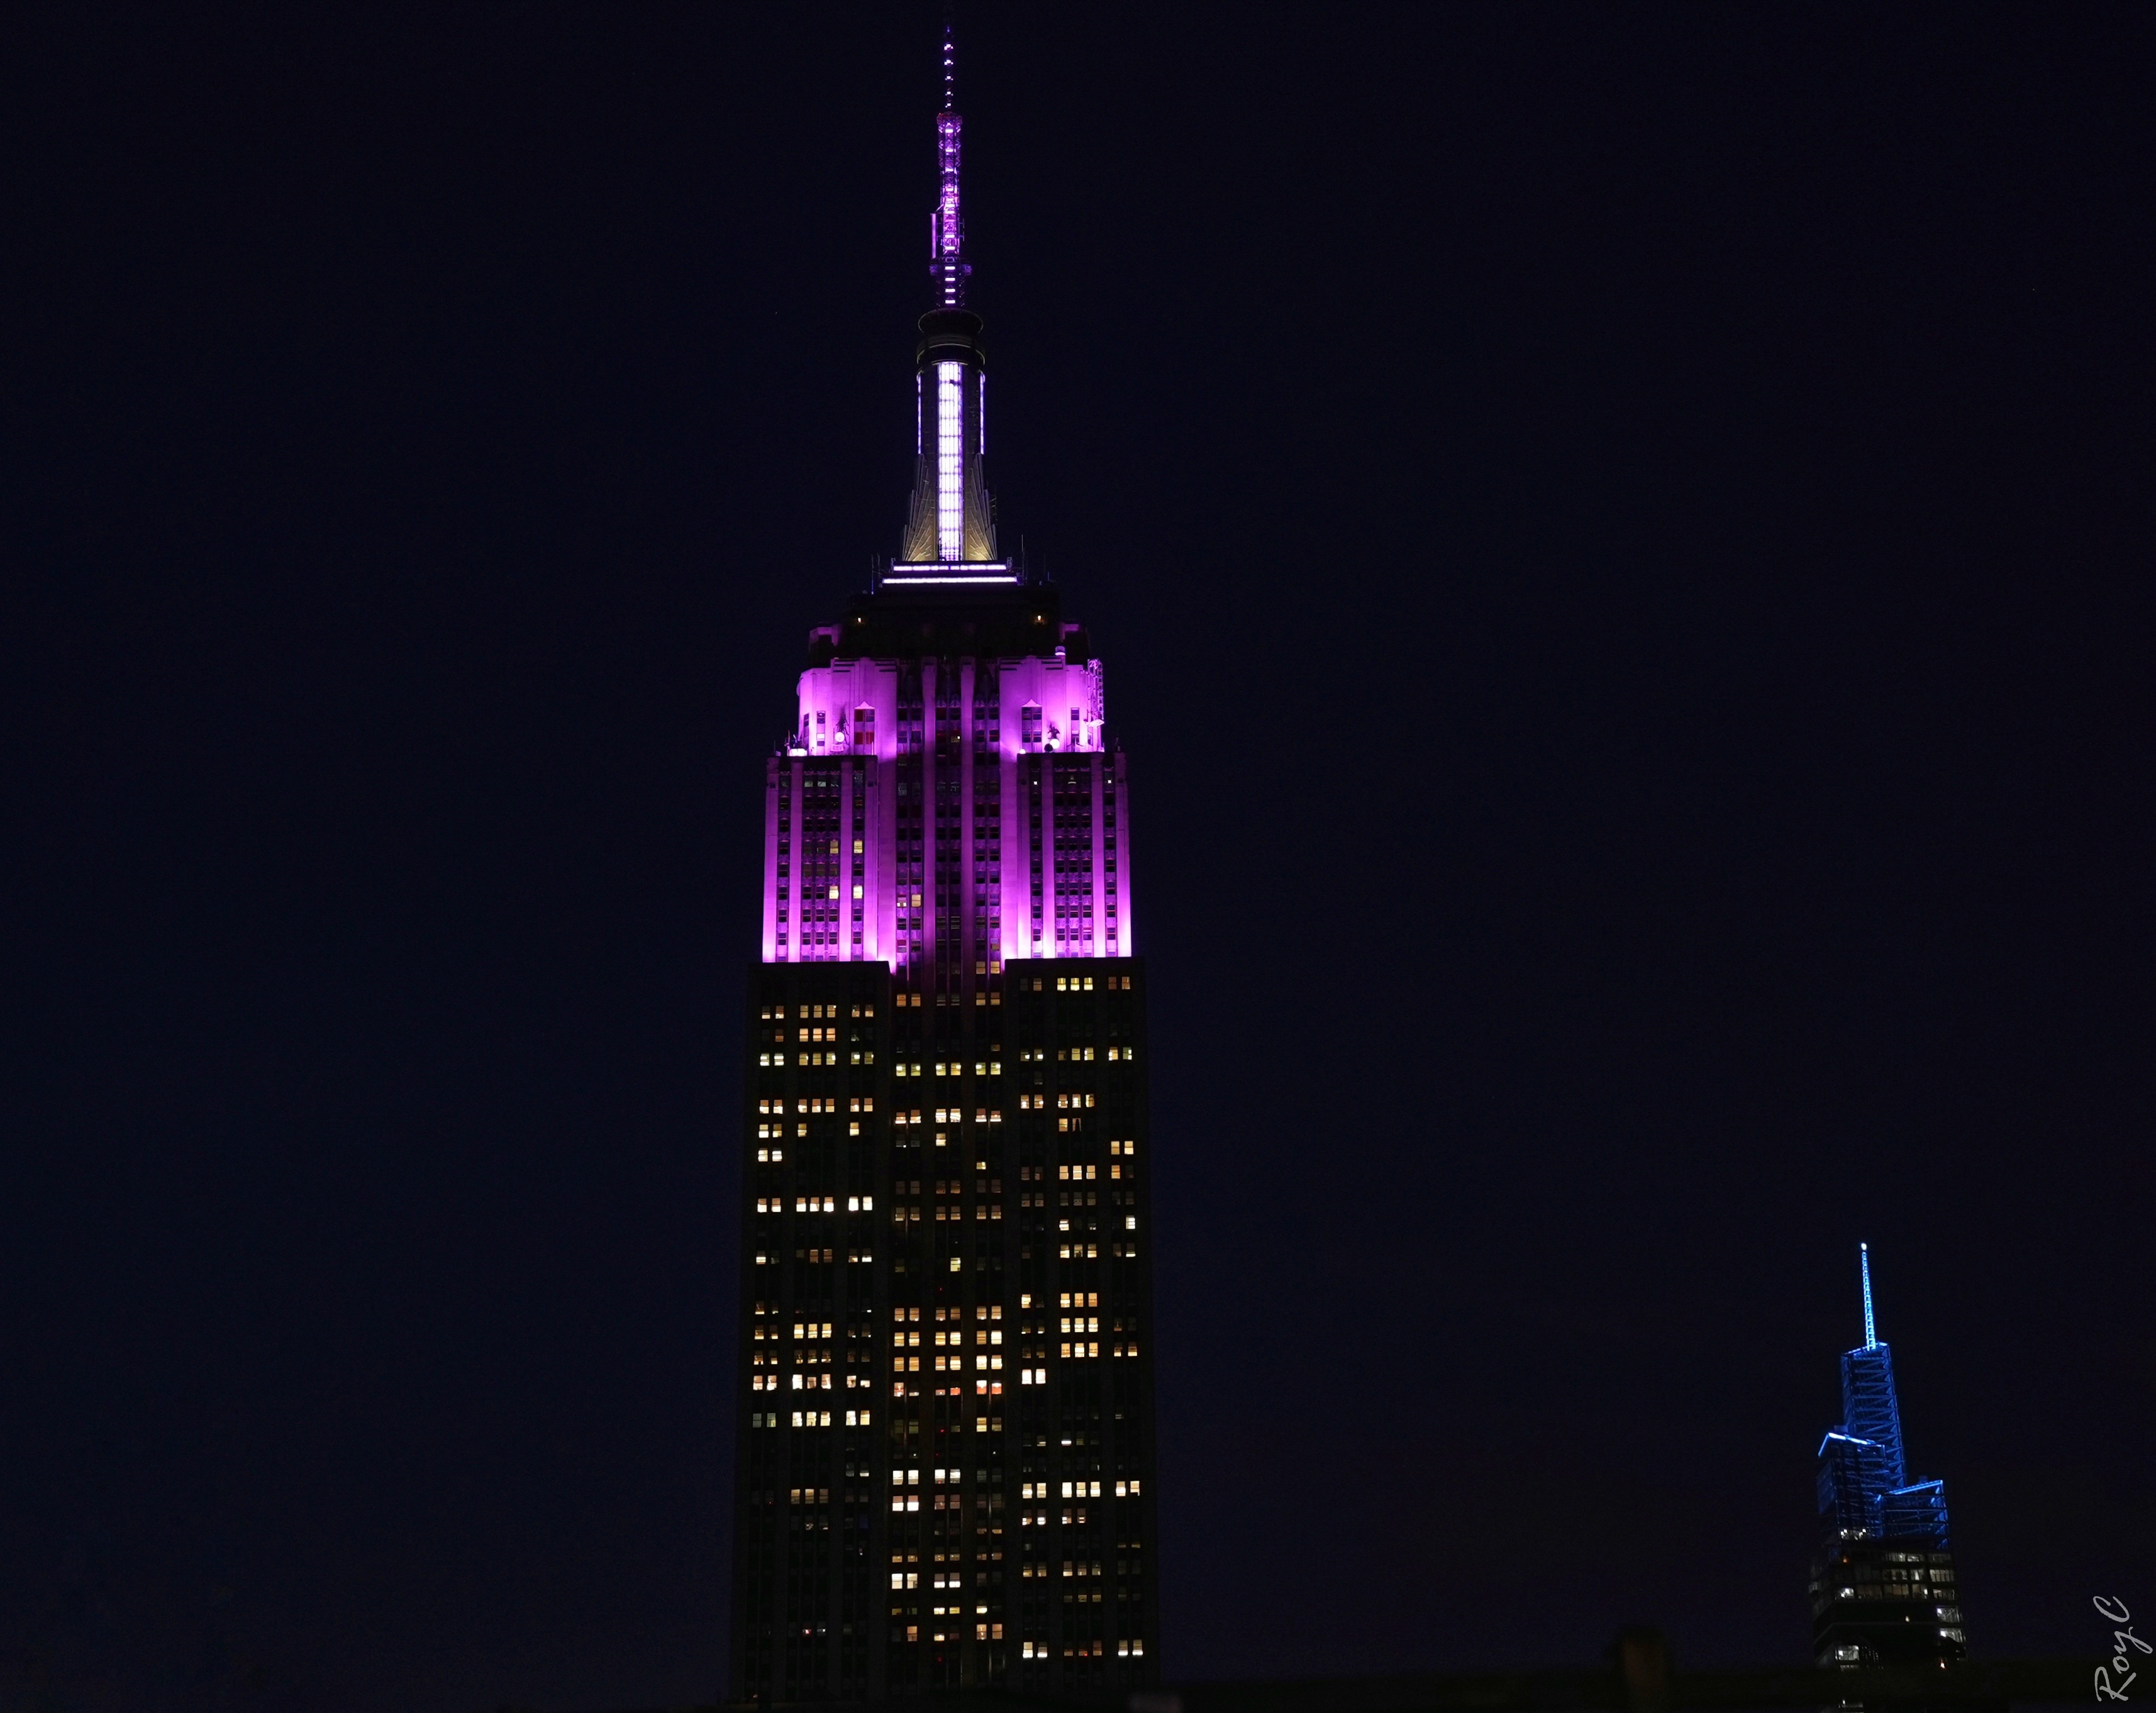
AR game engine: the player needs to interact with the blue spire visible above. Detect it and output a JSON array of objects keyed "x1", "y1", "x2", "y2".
[
  {"x1": 1814, "y1": 1240, "x2": 1927, "y2": 1547},
  {"x1": 1841, "y1": 1246, "x2": 1904, "y2": 1488}
]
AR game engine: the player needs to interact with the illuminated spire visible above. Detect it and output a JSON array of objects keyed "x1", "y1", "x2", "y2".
[
  {"x1": 931, "y1": 17, "x2": 969, "y2": 308},
  {"x1": 896, "y1": 13, "x2": 997, "y2": 568},
  {"x1": 1860, "y1": 1243, "x2": 1877, "y2": 1350}
]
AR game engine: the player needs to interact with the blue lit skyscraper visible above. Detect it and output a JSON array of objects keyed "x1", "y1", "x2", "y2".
[{"x1": 1809, "y1": 1246, "x2": 1966, "y2": 1667}]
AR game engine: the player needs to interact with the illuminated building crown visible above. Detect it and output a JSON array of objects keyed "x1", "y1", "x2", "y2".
[
  {"x1": 760, "y1": 23, "x2": 1128, "y2": 975},
  {"x1": 899, "y1": 21, "x2": 999, "y2": 571}
]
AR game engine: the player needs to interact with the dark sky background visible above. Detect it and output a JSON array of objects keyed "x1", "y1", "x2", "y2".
[{"x1": 5, "y1": 6, "x2": 2152, "y2": 1710}]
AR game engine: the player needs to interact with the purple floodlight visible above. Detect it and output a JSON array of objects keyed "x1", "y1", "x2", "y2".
[
  {"x1": 756, "y1": 20, "x2": 1137, "y2": 975},
  {"x1": 764, "y1": 656, "x2": 1128, "y2": 968}
]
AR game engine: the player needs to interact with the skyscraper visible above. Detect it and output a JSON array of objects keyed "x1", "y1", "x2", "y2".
[
  {"x1": 1809, "y1": 1245, "x2": 1966, "y2": 1669},
  {"x1": 729, "y1": 29, "x2": 1160, "y2": 1701}
]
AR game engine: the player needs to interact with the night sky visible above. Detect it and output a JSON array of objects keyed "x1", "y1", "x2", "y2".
[{"x1": 7, "y1": 6, "x2": 2152, "y2": 1709}]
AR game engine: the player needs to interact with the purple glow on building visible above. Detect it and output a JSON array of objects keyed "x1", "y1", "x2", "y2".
[
  {"x1": 936, "y1": 115, "x2": 963, "y2": 296},
  {"x1": 736, "y1": 28, "x2": 1159, "y2": 1694},
  {"x1": 931, "y1": 25, "x2": 969, "y2": 309},
  {"x1": 764, "y1": 651, "x2": 1126, "y2": 970},
  {"x1": 760, "y1": 23, "x2": 1131, "y2": 977},
  {"x1": 896, "y1": 27, "x2": 992, "y2": 567},
  {"x1": 935, "y1": 361, "x2": 965, "y2": 558}
]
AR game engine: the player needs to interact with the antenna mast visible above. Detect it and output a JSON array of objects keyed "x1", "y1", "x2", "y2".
[
  {"x1": 1860, "y1": 1243, "x2": 1877, "y2": 1350},
  {"x1": 931, "y1": 17, "x2": 969, "y2": 308}
]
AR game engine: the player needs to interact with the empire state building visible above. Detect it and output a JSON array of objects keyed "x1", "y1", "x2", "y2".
[{"x1": 730, "y1": 30, "x2": 1161, "y2": 1700}]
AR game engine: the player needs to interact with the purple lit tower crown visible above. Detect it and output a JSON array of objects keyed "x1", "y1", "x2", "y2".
[
  {"x1": 760, "y1": 38, "x2": 1128, "y2": 980},
  {"x1": 735, "y1": 35, "x2": 1160, "y2": 1698}
]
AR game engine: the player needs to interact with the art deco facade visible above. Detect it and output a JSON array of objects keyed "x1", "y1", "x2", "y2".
[{"x1": 729, "y1": 34, "x2": 1160, "y2": 1701}]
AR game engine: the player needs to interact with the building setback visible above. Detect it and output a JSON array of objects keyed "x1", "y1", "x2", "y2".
[
  {"x1": 1809, "y1": 1245, "x2": 1967, "y2": 1670},
  {"x1": 729, "y1": 27, "x2": 1160, "y2": 1701}
]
